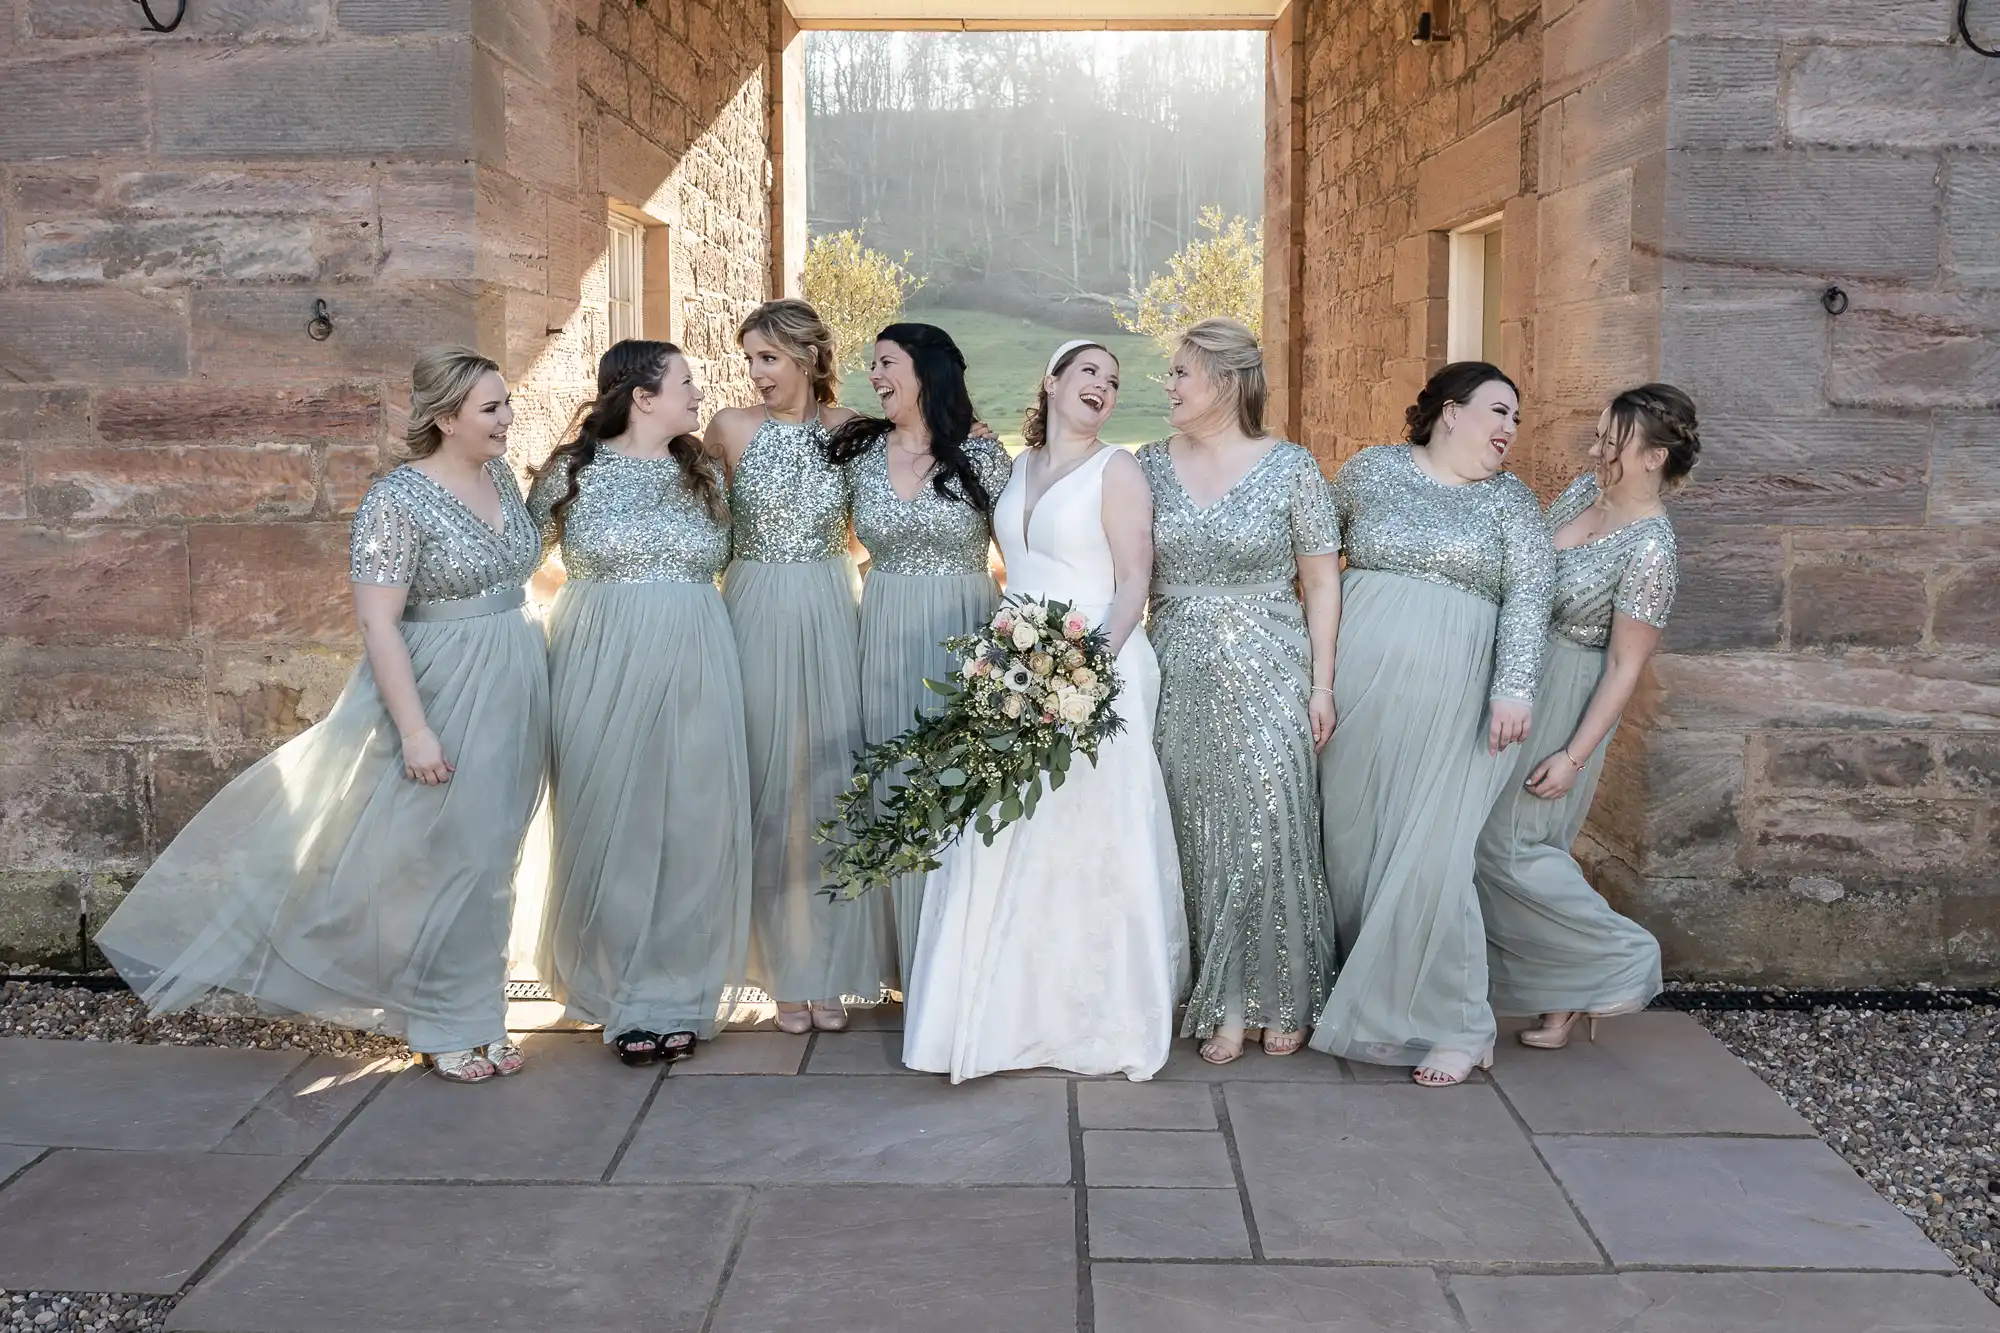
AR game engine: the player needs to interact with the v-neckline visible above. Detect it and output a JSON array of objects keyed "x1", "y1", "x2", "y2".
[
  {"x1": 1555, "y1": 506, "x2": 1666, "y2": 554},
  {"x1": 408, "y1": 460, "x2": 508, "y2": 537},
  {"x1": 883, "y1": 440, "x2": 936, "y2": 504},
  {"x1": 1018, "y1": 445, "x2": 1106, "y2": 551},
  {"x1": 1167, "y1": 438, "x2": 1281, "y2": 512}
]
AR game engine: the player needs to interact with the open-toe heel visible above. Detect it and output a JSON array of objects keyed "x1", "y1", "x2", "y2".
[
  {"x1": 1262, "y1": 1029, "x2": 1306, "y2": 1057},
  {"x1": 1412, "y1": 1047, "x2": 1493, "y2": 1088},
  {"x1": 613, "y1": 1031, "x2": 660, "y2": 1066},
  {"x1": 657, "y1": 1031, "x2": 698, "y2": 1062},
  {"x1": 481, "y1": 1039, "x2": 526, "y2": 1077},
  {"x1": 418, "y1": 1049, "x2": 495, "y2": 1084}
]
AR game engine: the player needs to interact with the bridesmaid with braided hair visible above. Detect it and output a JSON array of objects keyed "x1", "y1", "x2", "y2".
[
  {"x1": 529, "y1": 339, "x2": 751, "y2": 1066},
  {"x1": 1476, "y1": 383, "x2": 1697, "y2": 1051}
]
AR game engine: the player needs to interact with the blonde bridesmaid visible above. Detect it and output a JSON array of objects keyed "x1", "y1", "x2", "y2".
[
  {"x1": 705, "y1": 299, "x2": 892, "y2": 1034},
  {"x1": 825, "y1": 322, "x2": 1010, "y2": 990},
  {"x1": 529, "y1": 340, "x2": 752, "y2": 1065},
  {"x1": 1309, "y1": 361, "x2": 1556, "y2": 1087},
  {"x1": 97, "y1": 347, "x2": 549, "y2": 1084},
  {"x1": 1478, "y1": 384, "x2": 1695, "y2": 1048}
]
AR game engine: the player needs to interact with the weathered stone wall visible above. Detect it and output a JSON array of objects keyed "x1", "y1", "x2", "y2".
[
  {"x1": 0, "y1": 0, "x2": 772, "y2": 965},
  {"x1": 1299, "y1": 0, "x2": 2000, "y2": 982}
]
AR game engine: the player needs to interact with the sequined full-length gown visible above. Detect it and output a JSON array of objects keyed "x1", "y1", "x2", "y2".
[
  {"x1": 1309, "y1": 444, "x2": 1555, "y2": 1067},
  {"x1": 97, "y1": 459, "x2": 549, "y2": 1054},
  {"x1": 1477, "y1": 474, "x2": 1674, "y2": 1017},
  {"x1": 528, "y1": 449, "x2": 752, "y2": 1042},
  {"x1": 848, "y1": 435, "x2": 1012, "y2": 989},
  {"x1": 1139, "y1": 440, "x2": 1340, "y2": 1040},
  {"x1": 723, "y1": 412, "x2": 893, "y2": 1004}
]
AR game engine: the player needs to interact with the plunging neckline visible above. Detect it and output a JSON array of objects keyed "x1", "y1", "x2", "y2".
[
  {"x1": 1166, "y1": 438, "x2": 1281, "y2": 512},
  {"x1": 1018, "y1": 445, "x2": 1107, "y2": 551},
  {"x1": 884, "y1": 439, "x2": 937, "y2": 503},
  {"x1": 1555, "y1": 506, "x2": 1666, "y2": 553},
  {"x1": 406, "y1": 460, "x2": 509, "y2": 536}
]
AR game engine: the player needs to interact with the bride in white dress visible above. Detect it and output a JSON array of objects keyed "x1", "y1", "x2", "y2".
[{"x1": 903, "y1": 340, "x2": 1190, "y2": 1083}]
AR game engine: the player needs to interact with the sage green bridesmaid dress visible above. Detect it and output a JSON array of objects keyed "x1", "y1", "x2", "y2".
[
  {"x1": 1476, "y1": 474, "x2": 1674, "y2": 1018},
  {"x1": 1140, "y1": 440, "x2": 1340, "y2": 1041},
  {"x1": 529, "y1": 448, "x2": 751, "y2": 1043},
  {"x1": 847, "y1": 435, "x2": 1011, "y2": 991},
  {"x1": 1308, "y1": 444, "x2": 1555, "y2": 1068}
]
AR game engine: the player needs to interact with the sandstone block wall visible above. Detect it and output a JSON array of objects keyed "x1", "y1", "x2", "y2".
[{"x1": 0, "y1": 0, "x2": 773, "y2": 966}]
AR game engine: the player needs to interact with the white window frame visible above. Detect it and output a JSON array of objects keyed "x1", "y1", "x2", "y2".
[
  {"x1": 1447, "y1": 212, "x2": 1504, "y2": 363},
  {"x1": 607, "y1": 212, "x2": 645, "y2": 345}
]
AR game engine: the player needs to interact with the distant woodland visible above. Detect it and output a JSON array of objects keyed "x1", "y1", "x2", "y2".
[{"x1": 804, "y1": 31, "x2": 1266, "y2": 328}]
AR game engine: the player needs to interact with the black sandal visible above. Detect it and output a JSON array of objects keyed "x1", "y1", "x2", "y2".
[
  {"x1": 613, "y1": 1030, "x2": 661, "y2": 1066},
  {"x1": 657, "y1": 1031, "x2": 697, "y2": 1063}
]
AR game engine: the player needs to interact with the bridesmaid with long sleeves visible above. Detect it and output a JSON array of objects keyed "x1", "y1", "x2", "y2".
[
  {"x1": 1309, "y1": 361, "x2": 1556, "y2": 1087},
  {"x1": 1139, "y1": 318, "x2": 1340, "y2": 1064},
  {"x1": 528, "y1": 339, "x2": 752, "y2": 1066},
  {"x1": 825, "y1": 322, "x2": 1011, "y2": 988},
  {"x1": 1477, "y1": 384, "x2": 1696, "y2": 1048},
  {"x1": 97, "y1": 346, "x2": 549, "y2": 1084},
  {"x1": 705, "y1": 299, "x2": 892, "y2": 1034}
]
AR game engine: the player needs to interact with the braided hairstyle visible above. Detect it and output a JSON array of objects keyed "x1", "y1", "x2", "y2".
[
  {"x1": 1604, "y1": 382, "x2": 1701, "y2": 490},
  {"x1": 825, "y1": 323, "x2": 994, "y2": 514},
  {"x1": 1022, "y1": 341, "x2": 1113, "y2": 449},
  {"x1": 533, "y1": 339, "x2": 725, "y2": 543},
  {"x1": 1404, "y1": 361, "x2": 1518, "y2": 447}
]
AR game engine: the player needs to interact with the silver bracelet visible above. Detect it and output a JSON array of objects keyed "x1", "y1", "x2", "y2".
[{"x1": 1310, "y1": 685, "x2": 1336, "y2": 697}]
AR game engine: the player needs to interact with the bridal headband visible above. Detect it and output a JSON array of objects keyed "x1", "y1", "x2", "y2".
[{"x1": 1046, "y1": 339, "x2": 1101, "y2": 377}]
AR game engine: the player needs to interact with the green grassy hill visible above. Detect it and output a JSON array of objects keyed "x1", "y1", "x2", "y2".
[{"x1": 835, "y1": 307, "x2": 1171, "y2": 449}]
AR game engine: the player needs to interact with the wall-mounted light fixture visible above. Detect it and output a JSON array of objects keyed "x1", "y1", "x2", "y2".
[
  {"x1": 1412, "y1": 2, "x2": 1450, "y2": 44},
  {"x1": 132, "y1": 0, "x2": 186, "y2": 31}
]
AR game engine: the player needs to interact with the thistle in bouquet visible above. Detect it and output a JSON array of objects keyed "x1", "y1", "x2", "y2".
[{"x1": 816, "y1": 594, "x2": 1125, "y2": 901}]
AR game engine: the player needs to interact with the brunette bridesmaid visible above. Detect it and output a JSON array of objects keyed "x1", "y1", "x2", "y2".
[
  {"x1": 1309, "y1": 361, "x2": 1556, "y2": 1086},
  {"x1": 529, "y1": 340, "x2": 752, "y2": 1065},
  {"x1": 1139, "y1": 318, "x2": 1340, "y2": 1065},
  {"x1": 825, "y1": 322, "x2": 1010, "y2": 989},
  {"x1": 1478, "y1": 384, "x2": 1695, "y2": 1048},
  {"x1": 706, "y1": 299, "x2": 892, "y2": 1034},
  {"x1": 97, "y1": 347, "x2": 549, "y2": 1084}
]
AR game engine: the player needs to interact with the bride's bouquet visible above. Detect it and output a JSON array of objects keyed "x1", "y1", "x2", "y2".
[{"x1": 816, "y1": 595, "x2": 1125, "y2": 901}]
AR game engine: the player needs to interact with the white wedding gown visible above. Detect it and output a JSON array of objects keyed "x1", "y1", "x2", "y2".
[{"x1": 903, "y1": 446, "x2": 1189, "y2": 1082}]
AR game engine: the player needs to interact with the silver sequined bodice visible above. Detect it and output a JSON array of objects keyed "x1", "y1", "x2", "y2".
[
  {"x1": 1544, "y1": 475, "x2": 1678, "y2": 649},
  {"x1": 1141, "y1": 440, "x2": 1341, "y2": 589},
  {"x1": 349, "y1": 458, "x2": 541, "y2": 603},
  {"x1": 729, "y1": 413, "x2": 849, "y2": 563},
  {"x1": 526, "y1": 449, "x2": 731, "y2": 584},
  {"x1": 1333, "y1": 444, "x2": 1556, "y2": 702},
  {"x1": 849, "y1": 436, "x2": 1011, "y2": 576}
]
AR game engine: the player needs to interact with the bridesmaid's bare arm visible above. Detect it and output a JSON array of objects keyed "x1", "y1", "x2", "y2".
[
  {"x1": 1523, "y1": 614, "x2": 1661, "y2": 800},
  {"x1": 352, "y1": 583, "x2": 453, "y2": 786},
  {"x1": 702, "y1": 405, "x2": 759, "y2": 475},
  {"x1": 1098, "y1": 449, "x2": 1154, "y2": 655},
  {"x1": 1298, "y1": 551, "x2": 1342, "y2": 751}
]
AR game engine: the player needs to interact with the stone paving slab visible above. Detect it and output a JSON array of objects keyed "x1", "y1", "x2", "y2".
[
  {"x1": 1078, "y1": 1080, "x2": 1217, "y2": 1130},
  {"x1": 1084, "y1": 1129, "x2": 1235, "y2": 1187},
  {"x1": 1087, "y1": 1187, "x2": 1252, "y2": 1258},
  {"x1": 804, "y1": 1029, "x2": 919, "y2": 1074},
  {"x1": 215, "y1": 1054, "x2": 395, "y2": 1157},
  {"x1": 0, "y1": 1148, "x2": 298, "y2": 1295},
  {"x1": 1488, "y1": 1013, "x2": 1815, "y2": 1136},
  {"x1": 1451, "y1": 1271, "x2": 2000, "y2": 1332},
  {"x1": 1228, "y1": 1082, "x2": 1599, "y2": 1263},
  {"x1": 308, "y1": 1033, "x2": 654, "y2": 1182},
  {"x1": 170, "y1": 1182, "x2": 746, "y2": 1333},
  {"x1": 616, "y1": 1074, "x2": 1071, "y2": 1185},
  {"x1": 0, "y1": 1037, "x2": 305, "y2": 1151},
  {"x1": 671, "y1": 1030, "x2": 807, "y2": 1075},
  {"x1": 1093, "y1": 1263, "x2": 1463, "y2": 1333},
  {"x1": 0, "y1": 1144, "x2": 43, "y2": 1183},
  {"x1": 709, "y1": 1185, "x2": 1074, "y2": 1333},
  {"x1": 1539, "y1": 1134, "x2": 1958, "y2": 1271}
]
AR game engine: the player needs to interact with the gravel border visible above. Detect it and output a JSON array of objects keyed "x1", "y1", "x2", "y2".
[
  {"x1": 2, "y1": 1292, "x2": 176, "y2": 1333},
  {"x1": 0, "y1": 981, "x2": 407, "y2": 1059},
  {"x1": 1694, "y1": 1005, "x2": 2000, "y2": 1306}
]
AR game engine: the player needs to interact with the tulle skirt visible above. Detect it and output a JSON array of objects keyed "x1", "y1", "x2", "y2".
[
  {"x1": 1476, "y1": 635, "x2": 1662, "y2": 1017},
  {"x1": 96, "y1": 605, "x2": 548, "y2": 1054},
  {"x1": 858, "y1": 568, "x2": 1002, "y2": 991},
  {"x1": 536, "y1": 579, "x2": 753, "y2": 1041},
  {"x1": 723, "y1": 556, "x2": 893, "y2": 1004},
  {"x1": 1310, "y1": 571, "x2": 1514, "y2": 1067}
]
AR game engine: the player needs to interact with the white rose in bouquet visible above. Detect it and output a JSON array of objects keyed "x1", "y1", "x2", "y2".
[
  {"x1": 1069, "y1": 667, "x2": 1097, "y2": 690},
  {"x1": 1000, "y1": 693, "x2": 1026, "y2": 719},
  {"x1": 1011, "y1": 622, "x2": 1040, "y2": 651},
  {"x1": 1059, "y1": 690, "x2": 1098, "y2": 725}
]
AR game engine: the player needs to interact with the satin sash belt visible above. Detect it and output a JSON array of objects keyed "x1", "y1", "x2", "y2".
[{"x1": 401, "y1": 586, "x2": 527, "y2": 623}]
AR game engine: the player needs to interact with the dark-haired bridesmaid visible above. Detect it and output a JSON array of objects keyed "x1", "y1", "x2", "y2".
[
  {"x1": 1477, "y1": 383, "x2": 1696, "y2": 1050},
  {"x1": 825, "y1": 322, "x2": 1011, "y2": 988},
  {"x1": 529, "y1": 340, "x2": 751, "y2": 1065},
  {"x1": 1308, "y1": 361, "x2": 1555, "y2": 1087}
]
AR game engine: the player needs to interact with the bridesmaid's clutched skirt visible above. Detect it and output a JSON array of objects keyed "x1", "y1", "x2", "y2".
[
  {"x1": 537, "y1": 579, "x2": 752, "y2": 1042},
  {"x1": 96, "y1": 604, "x2": 549, "y2": 1054},
  {"x1": 1476, "y1": 635, "x2": 1661, "y2": 1018},
  {"x1": 1310, "y1": 571, "x2": 1513, "y2": 1068},
  {"x1": 858, "y1": 568, "x2": 1001, "y2": 992},
  {"x1": 724, "y1": 556, "x2": 894, "y2": 1005}
]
